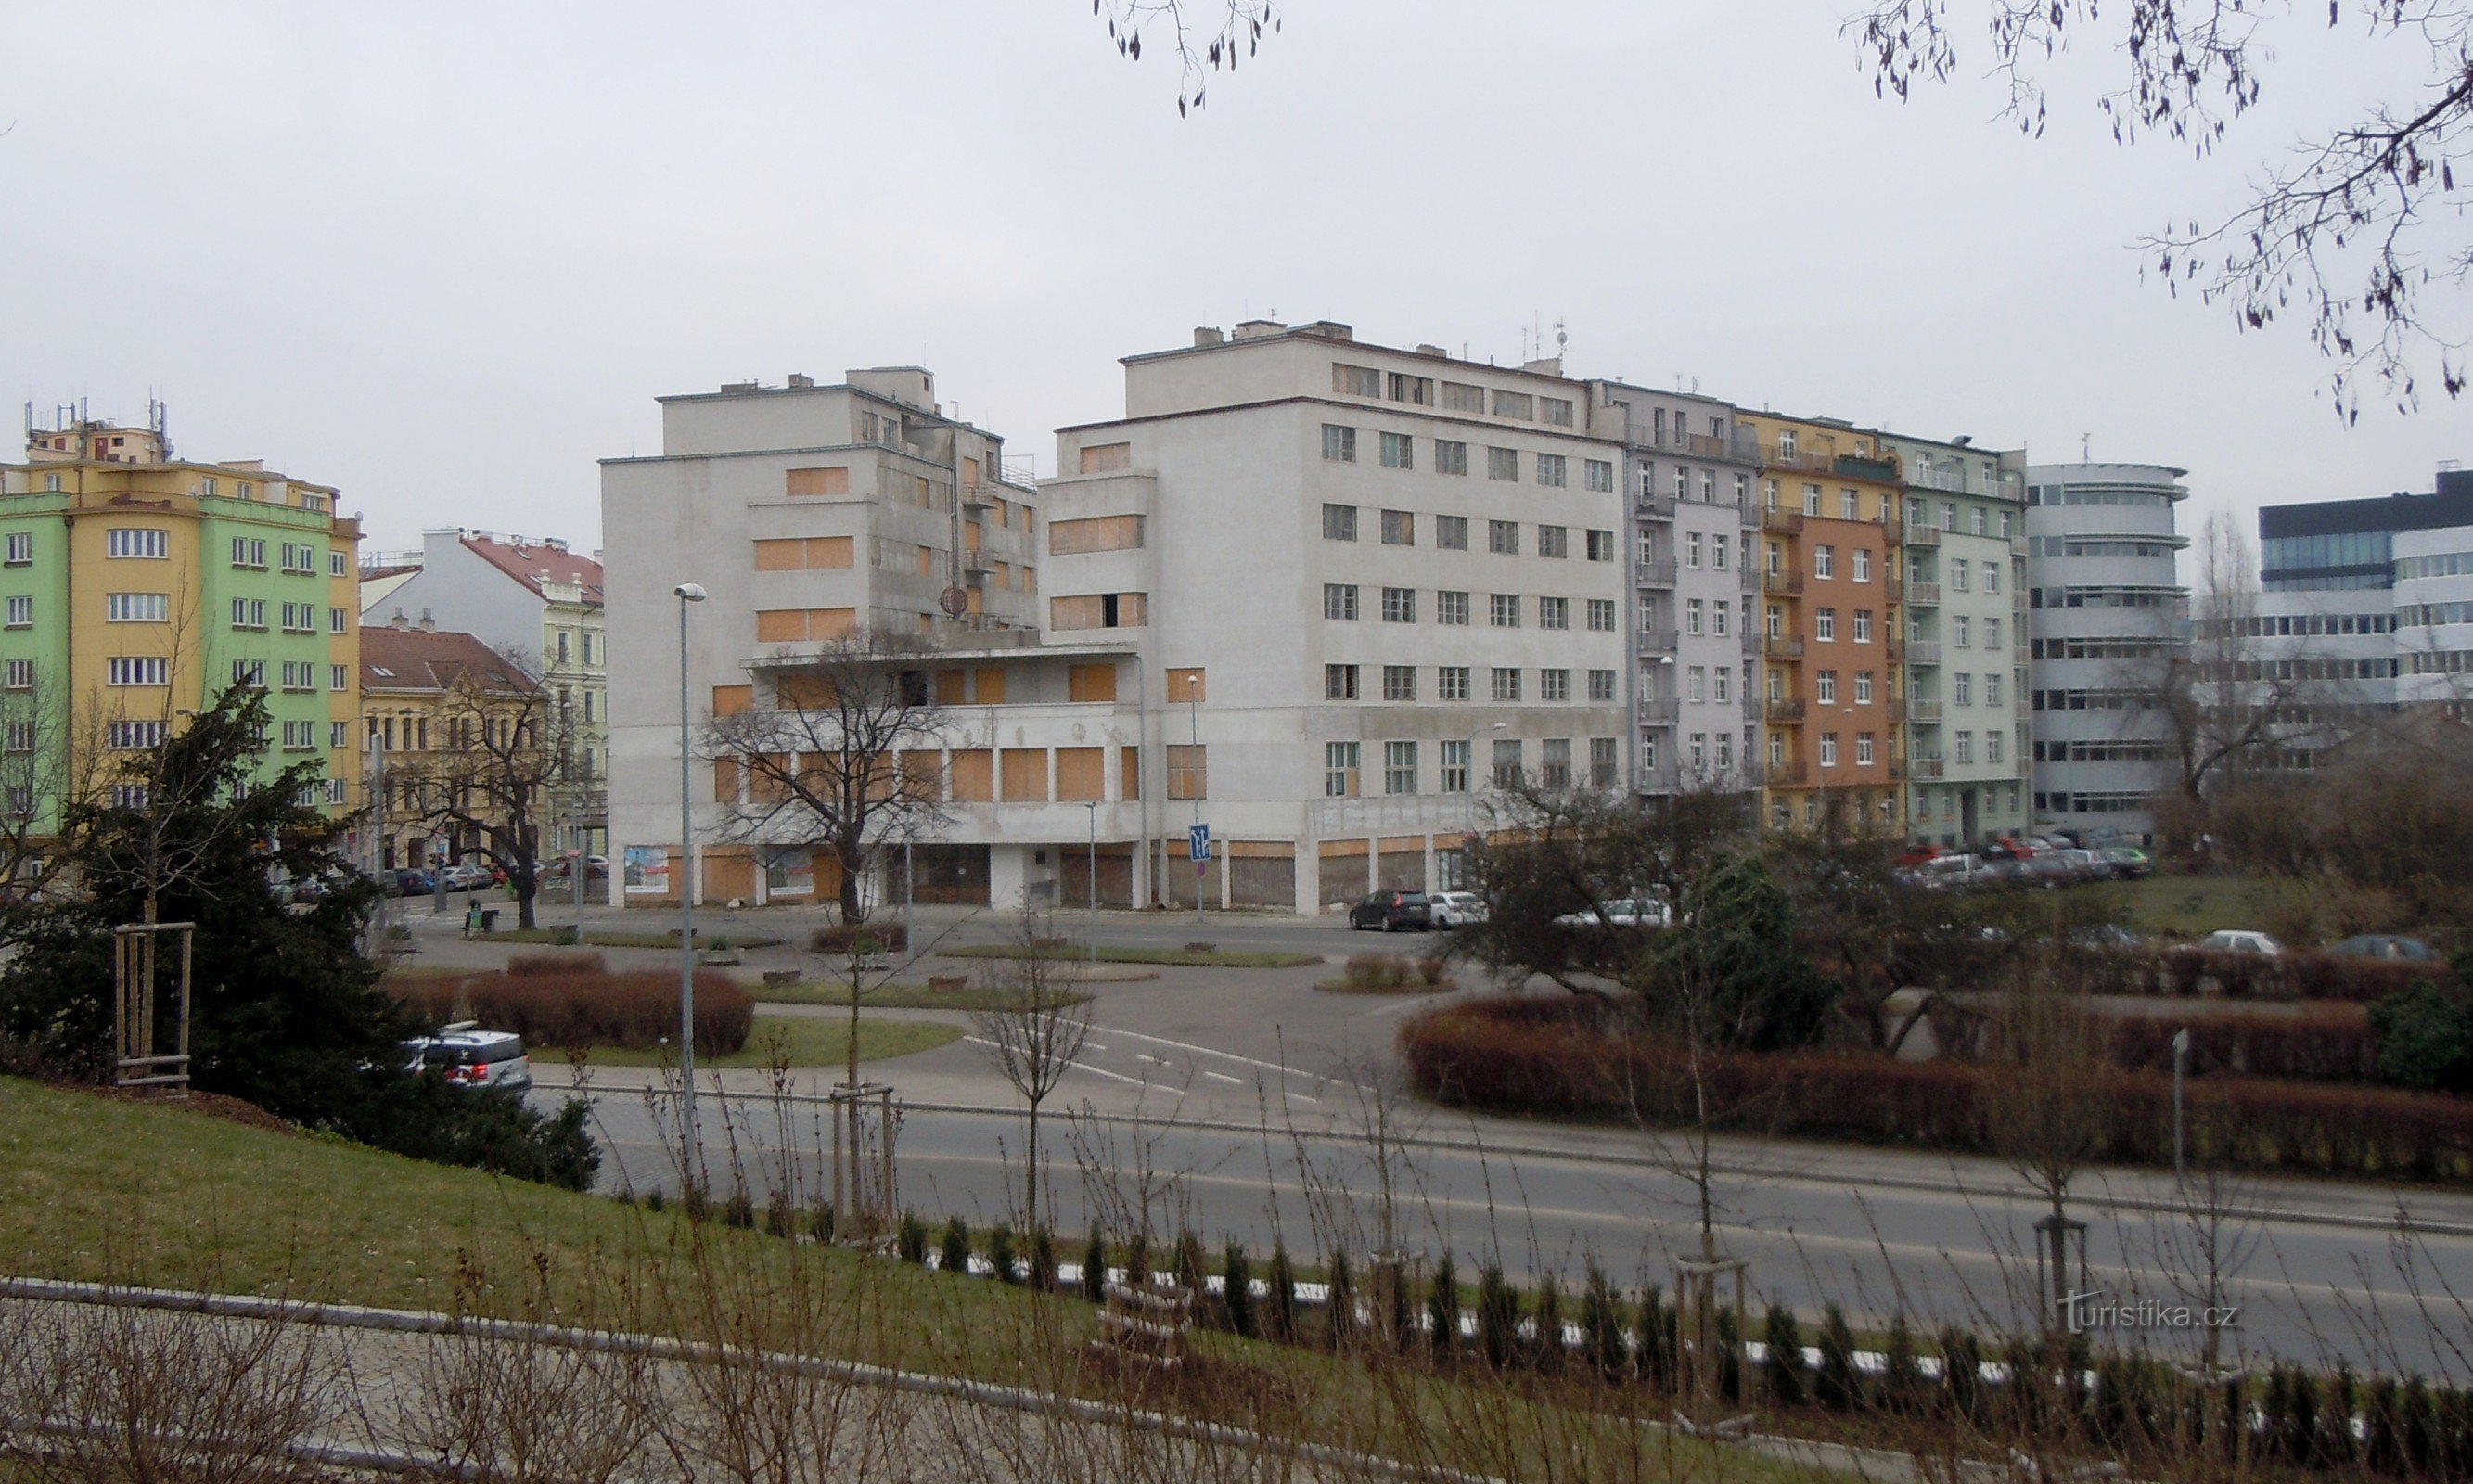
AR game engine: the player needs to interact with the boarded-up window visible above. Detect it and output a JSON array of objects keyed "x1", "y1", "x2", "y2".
[
  {"x1": 755, "y1": 608, "x2": 855, "y2": 643},
  {"x1": 712, "y1": 758, "x2": 741, "y2": 802},
  {"x1": 775, "y1": 673, "x2": 836, "y2": 710},
  {"x1": 1079, "y1": 442, "x2": 1132, "y2": 474},
  {"x1": 1121, "y1": 746, "x2": 1140, "y2": 800},
  {"x1": 785, "y1": 467, "x2": 851, "y2": 497},
  {"x1": 949, "y1": 749, "x2": 993, "y2": 802},
  {"x1": 1048, "y1": 515, "x2": 1146, "y2": 555},
  {"x1": 994, "y1": 561, "x2": 1011, "y2": 590},
  {"x1": 899, "y1": 749, "x2": 942, "y2": 800},
  {"x1": 934, "y1": 671, "x2": 967, "y2": 705},
  {"x1": 1056, "y1": 747, "x2": 1103, "y2": 800},
  {"x1": 1167, "y1": 744, "x2": 1207, "y2": 800},
  {"x1": 753, "y1": 536, "x2": 854, "y2": 570},
  {"x1": 1166, "y1": 667, "x2": 1205, "y2": 704},
  {"x1": 1049, "y1": 593, "x2": 1147, "y2": 631},
  {"x1": 973, "y1": 668, "x2": 1006, "y2": 704},
  {"x1": 916, "y1": 545, "x2": 935, "y2": 577},
  {"x1": 1068, "y1": 663, "x2": 1118, "y2": 702},
  {"x1": 962, "y1": 456, "x2": 981, "y2": 486},
  {"x1": 1000, "y1": 748, "x2": 1047, "y2": 802},
  {"x1": 751, "y1": 753, "x2": 792, "y2": 801},
  {"x1": 712, "y1": 684, "x2": 753, "y2": 716}
]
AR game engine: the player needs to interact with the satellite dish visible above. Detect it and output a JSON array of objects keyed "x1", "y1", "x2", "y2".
[{"x1": 939, "y1": 586, "x2": 969, "y2": 618}]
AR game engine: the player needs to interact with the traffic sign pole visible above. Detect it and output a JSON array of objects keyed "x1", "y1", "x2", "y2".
[{"x1": 1188, "y1": 823, "x2": 1211, "y2": 928}]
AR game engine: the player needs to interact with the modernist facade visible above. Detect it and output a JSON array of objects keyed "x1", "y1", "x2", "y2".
[
  {"x1": 364, "y1": 530, "x2": 609, "y2": 856},
  {"x1": 1733, "y1": 413, "x2": 1907, "y2": 834},
  {"x1": 1586, "y1": 382, "x2": 1760, "y2": 799},
  {"x1": 1878, "y1": 431, "x2": 2031, "y2": 844},
  {"x1": 2023, "y1": 461, "x2": 2191, "y2": 836},
  {"x1": 0, "y1": 411, "x2": 363, "y2": 835}
]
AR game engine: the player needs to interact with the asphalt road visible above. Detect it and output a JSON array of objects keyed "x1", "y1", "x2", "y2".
[{"x1": 557, "y1": 1089, "x2": 2473, "y2": 1377}]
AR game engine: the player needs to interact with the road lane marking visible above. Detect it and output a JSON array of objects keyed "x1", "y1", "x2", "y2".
[
  {"x1": 1091, "y1": 1024, "x2": 1350, "y2": 1088},
  {"x1": 1203, "y1": 1070, "x2": 1243, "y2": 1085}
]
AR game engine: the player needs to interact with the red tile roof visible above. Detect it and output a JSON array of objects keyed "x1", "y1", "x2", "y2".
[
  {"x1": 460, "y1": 534, "x2": 603, "y2": 605},
  {"x1": 360, "y1": 625, "x2": 541, "y2": 696}
]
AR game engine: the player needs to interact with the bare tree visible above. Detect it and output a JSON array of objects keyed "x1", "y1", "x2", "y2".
[
  {"x1": 396, "y1": 647, "x2": 564, "y2": 930},
  {"x1": 0, "y1": 668, "x2": 107, "y2": 921},
  {"x1": 1980, "y1": 976, "x2": 2113, "y2": 1337},
  {"x1": 967, "y1": 913, "x2": 1095, "y2": 1231},
  {"x1": 1848, "y1": 1, "x2": 2471, "y2": 414},
  {"x1": 705, "y1": 635, "x2": 948, "y2": 928},
  {"x1": 1090, "y1": 0, "x2": 1281, "y2": 113}
]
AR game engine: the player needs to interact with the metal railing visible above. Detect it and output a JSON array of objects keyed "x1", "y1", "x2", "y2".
[
  {"x1": 1908, "y1": 699, "x2": 1944, "y2": 723},
  {"x1": 1761, "y1": 508, "x2": 1804, "y2": 535},
  {"x1": 1761, "y1": 569, "x2": 1802, "y2": 596},
  {"x1": 1635, "y1": 627, "x2": 1680, "y2": 654},
  {"x1": 1906, "y1": 640, "x2": 1943, "y2": 664},
  {"x1": 1762, "y1": 635, "x2": 1804, "y2": 660},
  {"x1": 1910, "y1": 756, "x2": 1946, "y2": 780},
  {"x1": 1638, "y1": 697, "x2": 1681, "y2": 723},
  {"x1": 1905, "y1": 581, "x2": 1941, "y2": 606},
  {"x1": 1767, "y1": 761, "x2": 1811, "y2": 787},
  {"x1": 1634, "y1": 557, "x2": 1679, "y2": 587},
  {"x1": 1636, "y1": 492, "x2": 1678, "y2": 521},
  {"x1": 1904, "y1": 525, "x2": 1943, "y2": 547},
  {"x1": 1759, "y1": 697, "x2": 1807, "y2": 723}
]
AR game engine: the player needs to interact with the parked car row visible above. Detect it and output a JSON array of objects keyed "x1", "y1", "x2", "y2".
[
  {"x1": 389, "y1": 863, "x2": 507, "y2": 896},
  {"x1": 1898, "y1": 837, "x2": 2152, "y2": 891}
]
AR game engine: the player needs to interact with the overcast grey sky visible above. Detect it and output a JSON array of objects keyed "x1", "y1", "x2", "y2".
[{"x1": 3, "y1": 1, "x2": 2461, "y2": 556}]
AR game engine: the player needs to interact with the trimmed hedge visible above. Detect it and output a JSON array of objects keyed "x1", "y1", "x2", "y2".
[
  {"x1": 1401, "y1": 997, "x2": 2473, "y2": 1183},
  {"x1": 2043, "y1": 948, "x2": 2441, "y2": 1004},
  {"x1": 391, "y1": 966, "x2": 752, "y2": 1056},
  {"x1": 2106, "y1": 1006, "x2": 2381, "y2": 1082}
]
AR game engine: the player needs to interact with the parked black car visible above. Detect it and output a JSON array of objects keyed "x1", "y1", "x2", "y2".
[
  {"x1": 1349, "y1": 890, "x2": 1432, "y2": 932},
  {"x1": 392, "y1": 867, "x2": 436, "y2": 897}
]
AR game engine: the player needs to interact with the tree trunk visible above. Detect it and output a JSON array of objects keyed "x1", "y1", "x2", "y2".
[
  {"x1": 514, "y1": 866, "x2": 537, "y2": 930},
  {"x1": 838, "y1": 842, "x2": 865, "y2": 925},
  {"x1": 1025, "y1": 1099, "x2": 1041, "y2": 1233}
]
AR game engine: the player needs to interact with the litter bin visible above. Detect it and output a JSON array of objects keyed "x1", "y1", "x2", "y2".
[{"x1": 480, "y1": 908, "x2": 499, "y2": 933}]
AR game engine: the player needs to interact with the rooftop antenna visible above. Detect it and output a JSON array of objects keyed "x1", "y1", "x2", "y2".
[
  {"x1": 1555, "y1": 320, "x2": 1568, "y2": 365},
  {"x1": 2081, "y1": 432, "x2": 2092, "y2": 461}
]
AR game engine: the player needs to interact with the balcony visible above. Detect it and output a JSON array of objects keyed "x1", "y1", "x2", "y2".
[
  {"x1": 1761, "y1": 569, "x2": 1802, "y2": 596},
  {"x1": 2012, "y1": 586, "x2": 2030, "y2": 608},
  {"x1": 1904, "y1": 525, "x2": 1943, "y2": 548},
  {"x1": 1906, "y1": 640, "x2": 1942, "y2": 665},
  {"x1": 1634, "y1": 557, "x2": 1678, "y2": 587},
  {"x1": 1767, "y1": 447, "x2": 1836, "y2": 474},
  {"x1": 1636, "y1": 492, "x2": 1677, "y2": 521},
  {"x1": 1760, "y1": 508, "x2": 1804, "y2": 535},
  {"x1": 1882, "y1": 577, "x2": 1904, "y2": 605},
  {"x1": 1836, "y1": 454, "x2": 1901, "y2": 482},
  {"x1": 1759, "y1": 697, "x2": 1807, "y2": 724},
  {"x1": 1762, "y1": 635, "x2": 1804, "y2": 661},
  {"x1": 2017, "y1": 754, "x2": 2035, "y2": 776},
  {"x1": 1884, "y1": 698, "x2": 1907, "y2": 723},
  {"x1": 1739, "y1": 626, "x2": 1762, "y2": 653},
  {"x1": 1766, "y1": 761, "x2": 1812, "y2": 787},
  {"x1": 1907, "y1": 699, "x2": 1944, "y2": 723},
  {"x1": 1910, "y1": 756, "x2": 1946, "y2": 780},
  {"x1": 1635, "y1": 626, "x2": 1680, "y2": 655},
  {"x1": 1905, "y1": 581, "x2": 1941, "y2": 606},
  {"x1": 1635, "y1": 761, "x2": 1684, "y2": 796},
  {"x1": 1638, "y1": 697, "x2": 1681, "y2": 723}
]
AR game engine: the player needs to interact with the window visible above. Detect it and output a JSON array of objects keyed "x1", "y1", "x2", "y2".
[
  {"x1": 1383, "y1": 740, "x2": 1417, "y2": 795},
  {"x1": 1985, "y1": 563, "x2": 2002, "y2": 595},
  {"x1": 1438, "y1": 666, "x2": 1470, "y2": 701},
  {"x1": 1539, "y1": 738, "x2": 1571, "y2": 788},
  {"x1": 1802, "y1": 483, "x2": 1821, "y2": 517},
  {"x1": 1686, "y1": 532, "x2": 1703, "y2": 569},
  {"x1": 1985, "y1": 617, "x2": 2003, "y2": 650},
  {"x1": 1333, "y1": 364, "x2": 1382, "y2": 397},
  {"x1": 1325, "y1": 664, "x2": 1359, "y2": 700},
  {"x1": 2, "y1": 533, "x2": 28, "y2": 565},
  {"x1": 1541, "y1": 397, "x2": 1575, "y2": 428},
  {"x1": 1492, "y1": 390, "x2": 1534, "y2": 419},
  {"x1": 1820, "y1": 734, "x2": 1839, "y2": 768},
  {"x1": 109, "y1": 529, "x2": 170, "y2": 559},
  {"x1": 1852, "y1": 548, "x2": 1871, "y2": 582},
  {"x1": 282, "y1": 602, "x2": 314, "y2": 633},
  {"x1": 2, "y1": 596, "x2": 30, "y2": 629},
  {"x1": 1839, "y1": 488, "x2": 1858, "y2": 519},
  {"x1": 331, "y1": 721, "x2": 348, "y2": 749},
  {"x1": 281, "y1": 543, "x2": 316, "y2": 573},
  {"x1": 330, "y1": 663, "x2": 349, "y2": 691},
  {"x1": 1985, "y1": 672, "x2": 2003, "y2": 707},
  {"x1": 1379, "y1": 432, "x2": 1415, "y2": 469},
  {"x1": 1692, "y1": 734, "x2": 1709, "y2": 770},
  {"x1": 1954, "y1": 615, "x2": 1971, "y2": 647},
  {"x1": 112, "y1": 784, "x2": 150, "y2": 810},
  {"x1": 1986, "y1": 731, "x2": 2005, "y2": 763},
  {"x1": 1541, "y1": 669, "x2": 1570, "y2": 701},
  {"x1": 1813, "y1": 544, "x2": 1834, "y2": 579},
  {"x1": 1815, "y1": 607, "x2": 1836, "y2": 641},
  {"x1": 1492, "y1": 737, "x2": 1523, "y2": 787},
  {"x1": 1856, "y1": 732, "x2": 1876, "y2": 766},
  {"x1": 1167, "y1": 744, "x2": 1207, "y2": 800},
  {"x1": 1538, "y1": 525, "x2": 1568, "y2": 558},
  {"x1": 1322, "y1": 504, "x2": 1358, "y2": 542},
  {"x1": 1954, "y1": 731, "x2": 1975, "y2": 764},
  {"x1": 108, "y1": 657, "x2": 168, "y2": 686},
  {"x1": 1489, "y1": 594, "x2": 1520, "y2": 628},
  {"x1": 1321, "y1": 425, "x2": 1358, "y2": 462},
  {"x1": 281, "y1": 660, "x2": 315, "y2": 691},
  {"x1": 1535, "y1": 454, "x2": 1568, "y2": 487},
  {"x1": 231, "y1": 659, "x2": 265, "y2": 689},
  {"x1": 1491, "y1": 667, "x2": 1521, "y2": 701},
  {"x1": 1685, "y1": 599, "x2": 1704, "y2": 636},
  {"x1": 1735, "y1": 473, "x2": 1750, "y2": 505},
  {"x1": 1437, "y1": 590, "x2": 1470, "y2": 625},
  {"x1": 229, "y1": 597, "x2": 266, "y2": 630},
  {"x1": 1817, "y1": 671, "x2": 1839, "y2": 704},
  {"x1": 3, "y1": 660, "x2": 30, "y2": 689},
  {"x1": 1590, "y1": 736, "x2": 1619, "y2": 787},
  {"x1": 281, "y1": 720, "x2": 315, "y2": 750},
  {"x1": 1854, "y1": 670, "x2": 1874, "y2": 704},
  {"x1": 329, "y1": 551, "x2": 348, "y2": 577},
  {"x1": 1380, "y1": 586, "x2": 1416, "y2": 622},
  {"x1": 106, "y1": 720, "x2": 165, "y2": 750},
  {"x1": 1711, "y1": 666, "x2": 1731, "y2": 703},
  {"x1": 1488, "y1": 519, "x2": 1520, "y2": 555},
  {"x1": 1325, "y1": 741, "x2": 1361, "y2": 798},
  {"x1": 1712, "y1": 599, "x2": 1731, "y2": 636},
  {"x1": 1954, "y1": 672, "x2": 1973, "y2": 707},
  {"x1": 1687, "y1": 666, "x2": 1706, "y2": 702},
  {"x1": 1539, "y1": 596, "x2": 1570, "y2": 630},
  {"x1": 1442, "y1": 381, "x2": 1487, "y2": 414},
  {"x1": 329, "y1": 606, "x2": 349, "y2": 634},
  {"x1": 1588, "y1": 668, "x2": 1616, "y2": 702},
  {"x1": 1951, "y1": 557, "x2": 1970, "y2": 592},
  {"x1": 1712, "y1": 533, "x2": 1730, "y2": 570},
  {"x1": 1586, "y1": 529, "x2": 1614, "y2": 561},
  {"x1": 1387, "y1": 371, "x2": 1432, "y2": 404},
  {"x1": 1436, "y1": 515, "x2": 1468, "y2": 550},
  {"x1": 1488, "y1": 447, "x2": 1519, "y2": 481},
  {"x1": 1972, "y1": 505, "x2": 1989, "y2": 536},
  {"x1": 1585, "y1": 459, "x2": 1614, "y2": 492},
  {"x1": 1436, "y1": 440, "x2": 1469, "y2": 476},
  {"x1": 2, "y1": 722, "x2": 31, "y2": 753},
  {"x1": 1586, "y1": 598, "x2": 1616, "y2": 632},
  {"x1": 1441, "y1": 738, "x2": 1471, "y2": 791},
  {"x1": 1380, "y1": 509, "x2": 1415, "y2": 545},
  {"x1": 1324, "y1": 583, "x2": 1359, "y2": 620},
  {"x1": 1382, "y1": 664, "x2": 1416, "y2": 700}
]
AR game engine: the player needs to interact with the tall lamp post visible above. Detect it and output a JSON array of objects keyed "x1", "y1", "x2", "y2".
[
  {"x1": 673, "y1": 582, "x2": 708, "y2": 1189},
  {"x1": 1185, "y1": 672, "x2": 1204, "y2": 928},
  {"x1": 1084, "y1": 800, "x2": 1099, "y2": 967}
]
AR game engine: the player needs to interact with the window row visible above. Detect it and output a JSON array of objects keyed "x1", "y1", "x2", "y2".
[
  {"x1": 1322, "y1": 425, "x2": 1612, "y2": 491},
  {"x1": 1330, "y1": 364, "x2": 1579, "y2": 429},
  {"x1": 1319, "y1": 505, "x2": 1617, "y2": 559},
  {"x1": 1324, "y1": 736, "x2": 1621, "y2": 796},
  {"x1": 1322, "y1": 664, "x2": 1618, "y2": 703},
  {"x1": 1322, "y1": 586, "x2": 1617, "y2": 632}
]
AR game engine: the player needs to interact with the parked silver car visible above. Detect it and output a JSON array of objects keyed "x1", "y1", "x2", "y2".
[
  {"x1": 403, "y1": 1023, "x2": 533, "y2": 1092},
  {"x1": 1429, "y1": 890, "x2": 1489, "y2": 928}
]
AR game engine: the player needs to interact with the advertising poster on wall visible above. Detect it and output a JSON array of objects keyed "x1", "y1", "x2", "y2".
[
  {"x1": 764, "y1": 846, "x2": 814, "y2": 897},
  {"x1": 622, "y1": 846, "x2": 669, "y2": 895}
]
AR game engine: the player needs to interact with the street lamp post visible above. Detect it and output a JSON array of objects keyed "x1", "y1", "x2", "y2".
[
  {"x1": 1185, "y1": 673, "x2": 1204, "y2": 928},
  {"x1": 1084, "y1": 800, "x2": 1099, "y2": 967},
  {"x1": 2172, "y1": 1026, "x2": 2191, "y2": 1185},
  {"x1": 673, "y1": 582, "x2": 708, "y2": 1189}
]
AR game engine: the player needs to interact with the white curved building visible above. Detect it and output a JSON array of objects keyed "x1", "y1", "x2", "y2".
[{"x1": 2024, "y1": 461, "x2": 2190, "y2": 838}]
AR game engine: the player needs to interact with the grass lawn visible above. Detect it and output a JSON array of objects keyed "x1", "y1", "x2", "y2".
[
  {"x1": 581, "y1": 1014, "x2": 957, "y2": 1068},
  {"x1": 939, "y1": 943, "x2": 1321, "y2": 969},
  {"x1": 2083, "y1": 873, "x2": 2275, "y2": 940},
  {"x1": 754, "y1": 980, "x2": 1094, "y2": 1012}
]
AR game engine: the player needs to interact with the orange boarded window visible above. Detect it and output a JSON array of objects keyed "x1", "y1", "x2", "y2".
[
  {"x1": 1068, "y1": 663, "x2": 1118, "y2": 702},
  {"x1": 1001, "y1": 748, "x2": 1048, "y2": 802},
  {"x1": 785, "y1": 467, "x2": 850, "y2": 497},
  {"x1": 1167, "y1": 745, "x2": 1206, "y2": 800},
  {"x1": 1048, "y1": 515, "x2": 1145, "y2": 555},
  {"x1": 1055, "y1": 747, "x2": 1103, "y2": 800},
  {"x1": 713, "y1": 758, "x2": 741, "y2": 802},
  {"x1": 1079, "y1": 442, "x2": 1131, "y2": 474},
  {"x1": 949, "y1": 749, "x2": 993, "y2": 802},
  {"x1": 755, "y1": 608, "x2": 855, "y2": 643},
  {"x1": 973, "y1": 668, "x2": 1006, "y2": 705},
  {"x1": 1121, "y1": 746, "x2": 1140, "y2": 799},
  {"x1": 934, "y1": 670, "x2": 967, "y2": 705},
  {"x1": 712, "y1": 684, "x2": 753, "y2": 716},
  {"x1": 898, "y1": 749, "x2": 942, "y2": 800},
  {"x1": 1166, "y1": 667, "x2": 1205, "y2": 704},
  {"x1": 775, "y1": 673, "x2": 837, "y2": 710},
  {"x1": 1048, "y1": 593, "x2": 1147, "y2": 631},
  {"x1": 753, "y1": 537, "x2": 854, "y2": 570}
]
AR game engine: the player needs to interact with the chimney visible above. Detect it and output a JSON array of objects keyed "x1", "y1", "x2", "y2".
[
  {"x1": 417, "y1": 608, "x2": 436, "y2": 633},
  {"x1": 788, "y1": 372, "x2": 814, "y2": 389},
  {"x1": 1192, "y1": 326, "x2": 1224, "y2": 348},
  {"x1": 389, "y1": 608, "x2": 409, "y2": 630}
]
